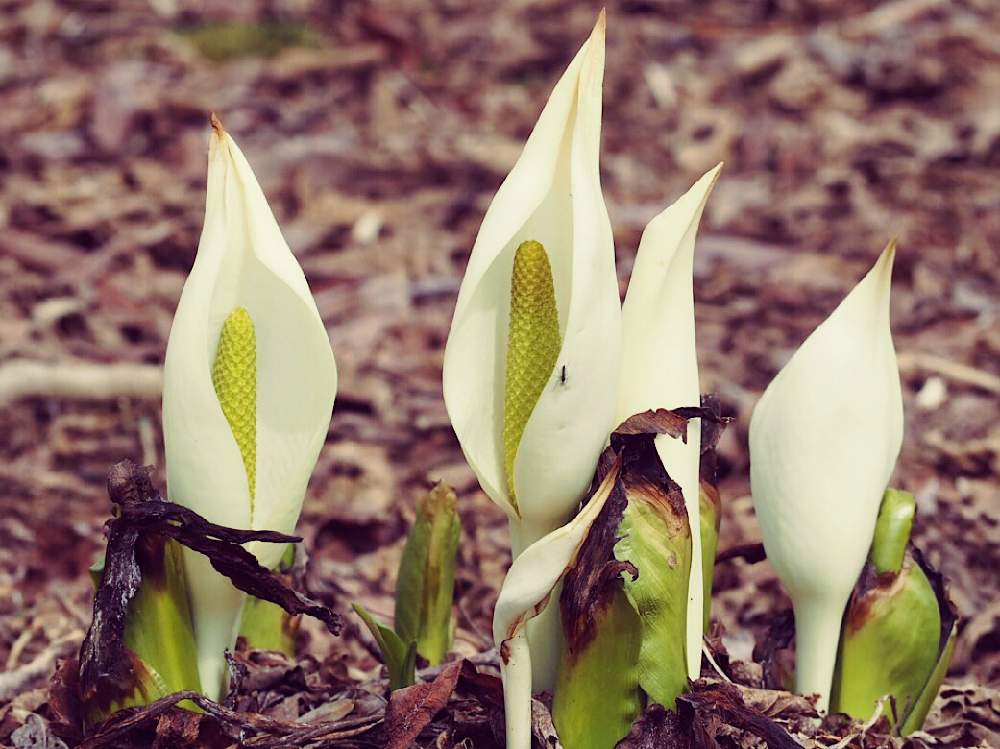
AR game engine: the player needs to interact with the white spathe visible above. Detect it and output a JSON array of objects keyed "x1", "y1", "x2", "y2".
[
  {"x1": 162, "y1": 119, "x2": 337, "y2": 698},
  {"x1": 616, "y1": 164, "x2": 721, "y2": 678},
  {"x1": 493, "y1": 462, "x2": 619, "y2": 749},
  {"x1": 442, "y1": 12, "x2": 620, "y2": 534},
  {"x1": 749, "y1": 244, "x2": 903, "y2": 710}
]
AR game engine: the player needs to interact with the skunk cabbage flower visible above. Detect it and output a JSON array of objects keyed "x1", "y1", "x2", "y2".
[
  {"x1": 616, "y1": 164, "x2": 721, "y2": 678},
  {"x1": 162, "y1": 117, "x2": 337, "y2": 698},
  {"x1": 749, "y1": 243, "x2": 903, "y2": 710},
  {"x1": 442, "y1": 14, "x2": 617, "y2": 691},
  {"x1": 442, "y1": 13, "x2": 619, "y2": 550}
]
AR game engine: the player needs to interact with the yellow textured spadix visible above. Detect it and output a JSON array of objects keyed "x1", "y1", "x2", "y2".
[
  {"x1": 211, "y1": 306, "x2": 257, "y2": 508},
  {"x1": 503, "y1": 240, "x2": 561, "y2": 513}
]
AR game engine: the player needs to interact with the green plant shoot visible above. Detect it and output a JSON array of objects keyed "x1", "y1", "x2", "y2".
[{"x1": 394, "y1": 482, "x2": 461, "y2": 665}]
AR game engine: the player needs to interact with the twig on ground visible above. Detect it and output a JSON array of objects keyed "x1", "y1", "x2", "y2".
[
  {"x1": 0, "y1": 633, "x2": 82, "y2": 702},
  {"x1": 898, "y1": 351, "x2": 1000, "y2": 395},
  {"x1": 0, "y1": 360, "x2": 162, "y2": 409}
]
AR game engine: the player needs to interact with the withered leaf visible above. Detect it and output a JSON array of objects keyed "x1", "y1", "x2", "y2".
[
  {"x1": 683, "y1": 681, "x2": 802, "y2": 749},
  {"x1": 78, "y1": 688, "x2": 380, "y2": 749},
  {"x1": 618, "y1": 681, "x2": 803, "y2": 749},
  {"x1": 456, "y1": 662, "x2": 503, "y2": 711},
  {"x1": 753, "y1": 609, "x2": 796, "y2": 692},
  {"x1": 611, "y1": 404, "x2": 729, "y2": 457},
  {"x1": 384, "y1": 658, "x2": 464, "y2": 749},
  {"x1": 151, "y1": 709, "x2": 203, "y2": 747},
  {"x1": 559, "y1": 475, "x2": 634, "y2": 656},
  {"x1": 614, "y1": 408, "x2": 691, "y2": 440},
  {"x1": 46, "y1": 657, "x2": 84, "y2": 743},
  {"x1": 530, "y1": 697, "x2": 561, "y2": 748},
  {"x1": 11, "y1": 714, "x2": 69, "y2": 749},
  {"x1": 716, "y1": 542, "x2": 767, "y2": 565},
  {"x1": 698, "y1": 394, "x2": 729, "y2": 489},
  {"x1": 79, "y1": 461, "x2": 341, "y2": 717},
  {"x1": 615, "y1": 702, "x2": 707, "y2": 749}
]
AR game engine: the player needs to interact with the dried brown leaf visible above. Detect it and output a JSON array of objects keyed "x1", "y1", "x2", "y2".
[{"x1": 383, "y1": 659, "x2": 464, "y2": 749}]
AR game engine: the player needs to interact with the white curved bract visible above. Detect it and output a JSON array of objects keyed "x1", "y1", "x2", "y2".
[{"x1": 493, "y1": 464, "x2": 619, "y2": 749}]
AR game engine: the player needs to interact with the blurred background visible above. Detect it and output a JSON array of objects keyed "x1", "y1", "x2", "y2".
[{"x1": 0, "y1": 0, "x2": 997, "y2": 739}]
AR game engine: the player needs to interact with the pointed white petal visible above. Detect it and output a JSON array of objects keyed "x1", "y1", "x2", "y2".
[
  {"x1": 616, "y1": 164, "x2": 721, "y2": 678},
  {"x1": 749, "y1": 243, "x2": 903, "y2": 709},
  {"x1": 493, "y1": 462, "x2": 619, "y2": 749},
  {"x1": 443, "y1": 14, "x2": 620, "y2": 527},
  {"x1": 162, "y1": 123, "x2": 337, "y2": 696}
]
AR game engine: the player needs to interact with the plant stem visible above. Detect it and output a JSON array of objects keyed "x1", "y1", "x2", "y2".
[
  {"x1": 183, "y1": 550, "x2": 246, "y2": 700},
  {"x1": 794, "y1": 594, "x2": 848, "y2": 711},
  {"x1": 501, "y1": 628, "x2": 533, "y2": 749},
  {"x1": 509, "y1": 517, "x2": 566, "y2": 693}
]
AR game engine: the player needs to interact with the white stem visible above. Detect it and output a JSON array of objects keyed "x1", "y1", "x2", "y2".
[
  {"x1": 183, "y1": 550, "x2": 246, "y2": 699},
  {"x1": 501, "y1": 628, "x2": 533, "y2": 749},
  {"x1": 793, "y1": 593, "x2": 849, "y2": 712},
  {"x1": 509, "y1": 517, "x2": 566, "y2": 692}
]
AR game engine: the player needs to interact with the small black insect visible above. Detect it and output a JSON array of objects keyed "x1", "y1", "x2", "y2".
[{"x1": 559, "y1": 365, "x2": 567, "y2": 385}]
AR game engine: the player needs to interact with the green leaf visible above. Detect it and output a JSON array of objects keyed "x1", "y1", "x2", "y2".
[
  {"x1": 178, "y1": 20, "x2": 319, "y2": 62},
  {"x1": 353, "y1": 604, "x2": 416, "y2": 691},
  {"x1": 698, "y1": 482, "x2": 720, "y2": 632},
  {"x1": 831, "y1": 556, "x2": 941, "y2": 729},
  {"x1": 900, "y1": 616, "x2": 957, "y2": 735},
  {"x1": 394, "y1": 483, "x2": 461, "y2": 666},
  {"x1": 126, "y1": 537, "x2": 202, "y2": 699},
  {"x1": 615, "y1": 478, "x2": 691, "y2": 709},
  {"x1": 869, "y1": 489, "x2": 915, "y2": 575},
  {"x1": 552, "y1": 430, "x2": 693, "y2": 749},
  {"x1": 553, "y1": 590, "x2": 643, "y2": 749},
  {"x1": 832, "y1": 489, "x2": 958, "y2": 734},
  {"x1": 88, "y1": 536, "x2": 202, "y2": 724},
  {"x1": 697, "y1": 392, "x2": 726, "y2": 633}
]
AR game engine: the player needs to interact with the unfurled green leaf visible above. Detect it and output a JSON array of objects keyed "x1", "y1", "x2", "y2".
[
  {"x1": 394, "y1": 482, "x2": 461, "y2": 665},
  {"x1": 353, "y1": 604, "x2": 417, "y2": 691}
]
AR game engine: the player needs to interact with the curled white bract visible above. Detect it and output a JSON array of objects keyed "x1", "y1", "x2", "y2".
[
  {"x1": 493, "y1": 463, "x2": 619, "y2": 749},
  {"x1": 162, "y1": 121, "x2": 337, "y2": 697},
  {"x1": 749, "y1": 243, "x2": 903, "y2": 709},
  {"x1": 442, "y1": 14, "x2": 620, "y2": 531}
]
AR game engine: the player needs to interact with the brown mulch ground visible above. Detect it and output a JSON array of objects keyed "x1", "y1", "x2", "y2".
[{"x1": 0, "y1": 1, "x2": 998, "y2": 747}]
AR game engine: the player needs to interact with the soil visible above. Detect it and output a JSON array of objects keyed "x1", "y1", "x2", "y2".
[{"x1": 0, "y1": 1, "x2": 997, "y2": 747}]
